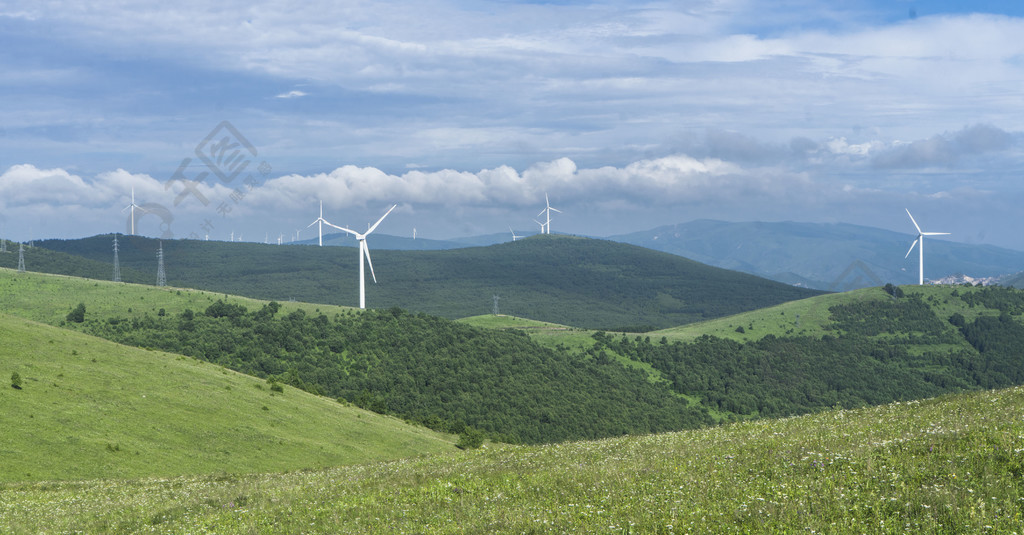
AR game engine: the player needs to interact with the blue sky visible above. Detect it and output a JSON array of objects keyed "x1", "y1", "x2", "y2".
[{"x1": 2, "y1": 0, "x2": 1024, "y2": 253}]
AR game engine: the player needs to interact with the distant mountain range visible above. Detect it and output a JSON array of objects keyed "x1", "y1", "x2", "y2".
[
  {"x1": 296, "y1": 220, "x2": 1024, "y2": 291},
  {"x1": 606, "y1": 220, "x2": 1024, "y2": 290}
]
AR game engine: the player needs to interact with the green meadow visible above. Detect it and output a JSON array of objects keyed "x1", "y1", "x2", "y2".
[
  {"x1": 2, "y1": 385, "x2": 1021, "y2": 533},
  {"x1": 0, "y1": 309, "x2": 454, "y2": 483},
  {"x1": 4, "y1": 266, "x2": 1024, "y2": 532},
  {"x1": 0, "y1": 267, "x2": 354, "y2": 326}
]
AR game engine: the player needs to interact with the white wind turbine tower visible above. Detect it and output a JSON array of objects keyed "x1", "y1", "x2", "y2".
[
  {"x1": 509, "y1": 226, "x2": 521, "y2": 242},
  {"x1": 904, "y1": 209, "x2": 950, "y2": 285},
  {"x1": 533, "y1": 219, "x2": 546, "y2": 234},
  {"x1": 326, "y1": 204, "x2": 397, "y2": 309},
  {"x1": 537, "y1": 193, "x2": 561, "y2": 234},
  {"x1": 123, "y1": 188, "x2": 143, "y2": 235},
  {"x1": 307, "y1": 200, "x2": 335, "y2": 246}
]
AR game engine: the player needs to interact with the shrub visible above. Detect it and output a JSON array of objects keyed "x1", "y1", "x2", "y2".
[
  {"x1": 11, "y1": 372, "x2": 22, "y2": 390},
  {"x1": 66, "y1": 303, "x2": 86, "y2": 323},
  {"x1": 456, "y1": 427, "x2": 485, "y2": 450}
]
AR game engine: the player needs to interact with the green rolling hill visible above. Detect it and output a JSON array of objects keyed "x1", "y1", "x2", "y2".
[
  {"x1": 30, "y1": 233, "x2": 823, "y2": 330},
  {"x1": 0, "y1": 269, "x2": 711, "y2": 445},
  {"x1": 466, "y1": 283, "x2": 1024, "y2": 419},
  {"x1": 7, "y1": 259, "x2": 1024, "y2": 454},
  {"x1": 4, "y1": 385, "x2": 1022, "y2": 533},
  {"x1": 0, "y1": 310, "x2": 454, "y2": 483}
]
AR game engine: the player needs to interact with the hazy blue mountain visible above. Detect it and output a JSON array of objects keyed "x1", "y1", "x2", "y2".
[{"x1": 607, "y1": 220, "x2": 1024, "y2": 290}]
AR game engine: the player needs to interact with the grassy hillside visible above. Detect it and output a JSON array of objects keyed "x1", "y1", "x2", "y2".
[
  {"x1": 0, "y1": 268, "x2": 709, "y2": 445},
  {"x1": 3, "y1": 385, "x2": 1021, "y2": 533},
  {"x1": 652, "y1": 286, "x2": 895, "y2": 343},
  {"x1": 0, "y1": 312, "x2": 454, "y2": 483},
  {"x1": 651, "y1": 284, "x2": 1015, "y2": 344},
  {"x1": 34, "y1": 233, "x2": 822, "y2": 329},
  {"x1": 0, "y1": 267, "x2": 354, "y2": 327},
  {"x1": 468, "y1": 284, "x2": 1024, "y2": 419}
]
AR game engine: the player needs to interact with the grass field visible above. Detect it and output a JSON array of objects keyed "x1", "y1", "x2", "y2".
[
  {"x1": 0, "y1": 311, "x2": 454, "y2": 483},
  {"x1": 2, "y1": 385, "x2": 1021, "y2": 533},
  {"x1": 0, "y1": 267, "x2": 355, "y2": 327},
  {"x1": 466, "y1": 285, "x2": 1003, "y2": 352}
]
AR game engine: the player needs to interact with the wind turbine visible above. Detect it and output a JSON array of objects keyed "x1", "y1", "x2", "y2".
[
  {"x1": 326, "y1": 204, "x2": 397, "y2": 309},
  {"x1": 509, "y1": 226, "x2": 521, "y2": 242},
  {"x1": 533, "y1": 219, "x2": 546, "y2": 234},
  {"x1": 904, "y1": 209, "x2": 950, "y2": 285},
  {"x1": 537, "y1": 193, "x2": 561, "y2": 234},
  {"x1": 122, "y1": 188, "x2": 143, "y2": 235},
  {"x1": 305, "y1": 199, "x2": 333, "y2": 245}
]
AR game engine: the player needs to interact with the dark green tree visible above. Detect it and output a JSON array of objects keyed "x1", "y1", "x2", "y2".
[
  {"x1": 11, "y1": 371, "x2": 22, "y2": 389},
  {"x1": 456, "y1": 427, "x2": 486, "y2": 449},
  {"x1": 66, "y1": 303, "x2": 86, "y2": 323}
]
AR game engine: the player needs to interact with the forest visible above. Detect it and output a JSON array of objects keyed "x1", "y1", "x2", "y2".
[
  {"x1": 71, "y1": 301, "x2": 710, "y2": 444},
  {"x1": 595, "y1": 290, "x2": 1024, "y2": 418},
  {"x1": 57, "y1": 284, "x2": 1024, "y2": 443}
]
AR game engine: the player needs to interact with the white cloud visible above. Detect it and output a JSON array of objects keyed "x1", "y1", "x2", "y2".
[
  {"x1": 239, "y1": 153, "x2": 780, "y2": 214},
  {"x1": 826, "y1": 138, "x2": 878, "y2": 157},
  {"x1": 275, "y1": 90, "x2": 307, "y2": 99}
]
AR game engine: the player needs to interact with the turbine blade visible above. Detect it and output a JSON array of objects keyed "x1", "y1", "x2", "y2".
[
  {"x1": 365, "y1": 204, "x2": 397, "y2": 235},
  {"x1": 307, "y1": 220, "x2": 319, "y2": 228},
  {"x1": 538, "y1": 208, "x2": 547, "y2": 217},
  {"x1": 325, "y1": 222, "x2": 357, "y2": 235},
  {"x1": 363, "y1": 241, "x2": 377, "y2": 283},
  {"x1": 549, "y1": 207, "x2": 562, "y2": 213},
  {"x1": 905, "y1": 208, "x2": 922, "y2": 234},
  {"x1": 905, "y1": 239, "x2": 919, "y2": 259},
  {"x1": 922, "y1": 232, "x2": 951, "y2": 236}
]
